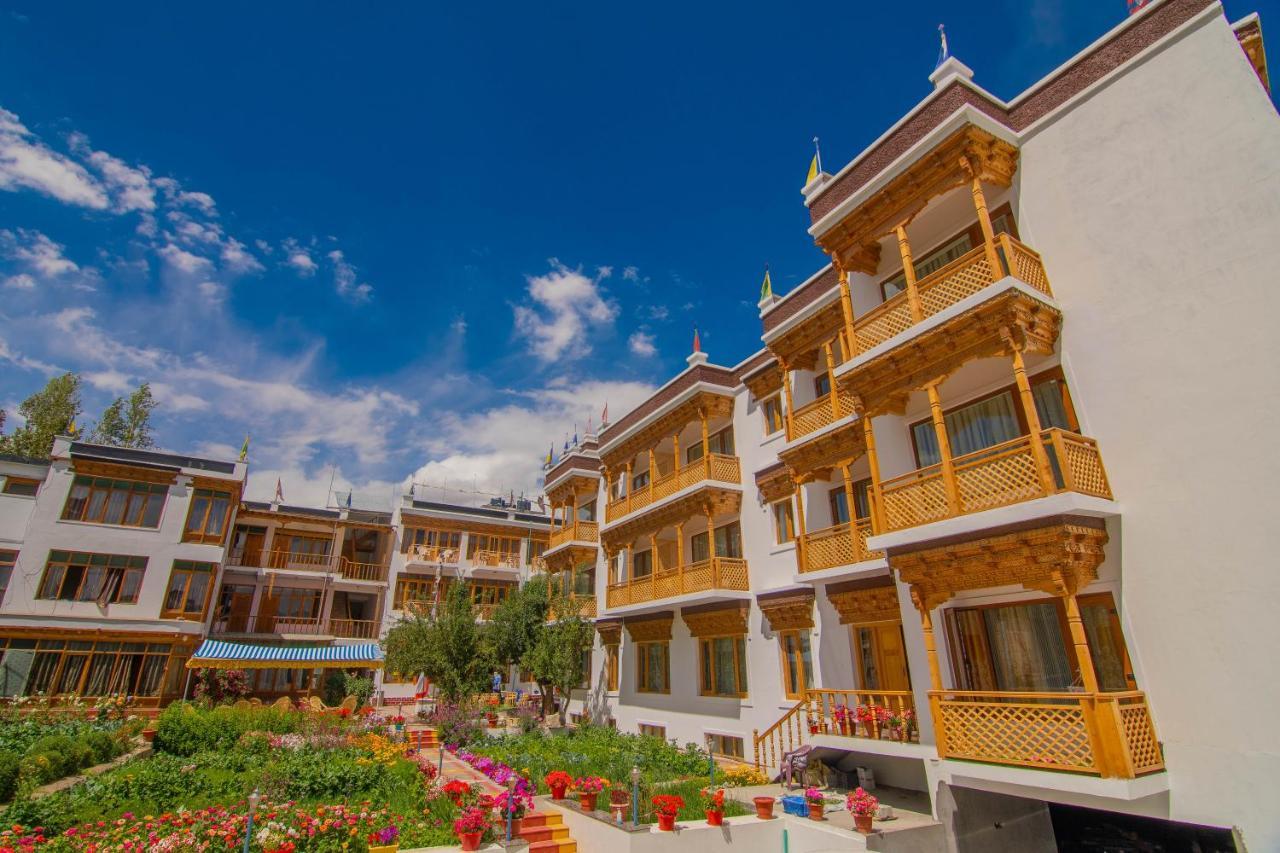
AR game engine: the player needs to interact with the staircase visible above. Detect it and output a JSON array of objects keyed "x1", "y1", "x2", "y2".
[
  {"x1": 753, "y1": 698, "x2": 810, "y2": 772},
  {"x1": 405, "y1": 727, "x2": 440, "y2": 752},
  {"x1": 519, "y1": 811, "x2": 577, "y2": 852}
]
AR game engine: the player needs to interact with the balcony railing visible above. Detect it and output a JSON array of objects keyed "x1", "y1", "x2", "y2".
[
  {"x1": 931, "y1": 690, "x2": 1164, "y2": 778},
  {"x1": 879, "y1": 429, "x2": 1112, "y2": 532},
  {"x1": 328, "y1": 618, "x2": 380, "y2": 639},
  {"x1": 753, "y1": 688, "x2": 916, "y2": 771},
  {"x1": 407, "y1": 544, "x2": 460, "y2": 564},
  {"x1": 550, "y1": 520, "x2": 599, "y2": 548},
  {"x1": 788, "y1": 388, "x2": 857, "y2": 441},
  {"x1": 605, "y1": 454, "x2": 741, "y2": 522},
  {"x1": 797, "y1": 519, "x2": 880, "y2": 573},
  {"x1": 605, "y1": 556, "x2": 748, "y2": 608},
  {"x1": 211, "y1": 615, "x2": 380, "y2": 638},
  {"x1": 228, "y1": 548, "x2": 333, "y2": 572},
  {"x1": 851, "y1": 235, "x2": 1051, "y2": 357},
  {"x1": 471, "y1": 549, "x2": 521, "y2": 569},
  {"x1": 337, "y1": 557, "x2": 387, "y2": 582}
]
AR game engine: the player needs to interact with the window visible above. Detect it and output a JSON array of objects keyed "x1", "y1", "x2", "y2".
[
  {"x1": 162, "y1": 560, "x2": 216, "y2": 619},
  {"x1": 814, "y1": 372, "x2": 831, "y2": 399},
  {"x1": 14, "y1": 637, "x2": 179, "y2": 698},
  {"x1": 636, "y1": 641, "x2": 669, "y2": 693},
  {"x1": 402, "y1": 528, "x2": 462, "y2": 553},
  {"x1": 638, "y1": 723, "x2": 666, "y2": 739},
  {"x1": 578, "y1": 648, "x2": 591, "y2": 689},
  {"x1": 183, "y1": 488, "x2": 232, "y2": 543},
  {"x1": 394, "y1": 576, "x2": 441, "y2": 609},
  {"x1": 631, "y1": 470, "x2": 650, "y2": 491},
  {"x1": 2, "y1": 477, "x2": 39, "y2": 497},
  {"x1": 882, "y1": 233, "x2": 974, "y2": 300},
  {"x1": 467, "y1": 534, "x2": 521, "y2": 562},
  {"x1": 707, "y1": 733, "x2": 745, "y2": 759},
  {"x1": 772, "y1": 500, "x2": 795, "y2": 544},
  {"x1": 470, "y1": 581, "x2": 512, "y2": 608},
  {"x1": 948, "y1": 600, "x2": 1073, "y2": 692},
  {"x1": 779, "y1": 630, "x2": 814, "y2": 699},
  {"x1": 828, "y1": 479, "x2": 871, "y2": 526},
  {"x1": 61, "y1": 476, "x2": 166, "y2": 528},
  {"x1": 761, "y1": 396, "x2": 784, "y2": 435},
  {"x1": 605, "y1": 643, "x2": 619, "y2": 692},
  {"x1": 37, "y1": 551, "x2": 146, "y2": 604},
  {"x1": 0, "y1": 550, "x2": 15, "y2": 602},
  {"x1": 700, "y1": 636, "x2": 748, "y2": 697},
  {"x1": 690, "y1": 521, "x2": 742, "y2": 561},
  {"x1": 631, "y1": 549, "x2": 653, "y2": 579},
  {"x1": 685, "y1": 427, "x2": 735, "y2": 463}
]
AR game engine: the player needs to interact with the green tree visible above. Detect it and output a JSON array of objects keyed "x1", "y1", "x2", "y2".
[
  {"x1": 383, "y1": 582, "x2": 493, "y2": 702},
  {"x1": 0, "y1": 373, "x2": 81, "y2": 459},
  {"x1": 487, "y1": 574, "x2": 550, "y2": 670},
  {"x1": 523, "y1": 591, "x2": 595, "y2": 725},
  {"x1": 90, "y1": 383, "x2": 156, "y2": 448}
]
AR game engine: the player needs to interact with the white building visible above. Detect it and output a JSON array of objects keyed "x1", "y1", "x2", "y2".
[{"x1": 560, "y1": 3, "x2": 1278, "y2": 850}]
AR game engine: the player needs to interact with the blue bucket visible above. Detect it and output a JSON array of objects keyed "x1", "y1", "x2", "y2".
[{"x1": 780, "y1": 795, "x2": 808, "y2": 817}]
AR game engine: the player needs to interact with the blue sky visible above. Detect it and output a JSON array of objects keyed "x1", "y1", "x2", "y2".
[{"x1": 0, "y1": 0, "x2": 1270, "y2": 506}]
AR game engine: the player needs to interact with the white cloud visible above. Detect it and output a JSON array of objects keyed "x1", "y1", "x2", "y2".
[
  {"x1": 154, "y1": 178, "x2": 216, "y2": 216},
  {"x1": 328, "y1": 249, "x2": 372, "y2": 302},
  {"x1": 0, "y1": 228, "x2": 80, "y2": 278},
  {"x1": 512, "y1": 261, "x2": 619, "y2": 362},
  {"x1": 628, "y1": 330, "x2": 657, "y2": 357},
  {"x1": 283, "y1": 238, "x2": 318, "y2": 276},
  {"x1": 0, "y1": 338, "x2": 61, "y2": 375},
  {"x1": 642, "y1": 304, "x2": 669, "y2": 321},
  {"x1": 69, "y1": 132, "x2": 156, "y2": 213},
  {"x1": 622, "y1": 266, "x2": 639, "y2": 281},
  {"x1": 0, "y1": 109, "x2": 109, "y2": 209},
  {"x1": 3, "y1": 273, "x2": 35, "y2": 290},
  {"x1": 220, "y1": 238, "x2": 263, "y2": 274},
  {"x1": 84, "y1": 369, "x2": 133, "y2": 393},
  {"x1": 158, "y1": 243, "x2": 214, "y2": 276}
]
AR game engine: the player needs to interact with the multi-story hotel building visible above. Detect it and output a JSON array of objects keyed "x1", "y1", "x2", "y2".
[{"x1": 559, "y1": 2, "x2": 1278, "y2": 849}]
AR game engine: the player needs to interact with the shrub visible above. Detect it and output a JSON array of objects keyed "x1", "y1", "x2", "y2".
[
  {"x1": 426, "y1": 700, "x2": 485, "y2": 748},
  {"x1": 0, "y1": 751, "x2": 18, "y2": 802},
  {"x1": 191, "y1": 668, "x2": 251, "y2": 705},
  {"x1": 24, "y1": 735, "x2": 81, "y2": 779},
  {"x1": 344, "y1": 673, "x2": 374, "y2": 708},
  {"x1": 83, "y1": 730, "x2": 117, "y2": 765},
  {"x1": 154, "y1": 702, "x2": 308, "y2": 756}
]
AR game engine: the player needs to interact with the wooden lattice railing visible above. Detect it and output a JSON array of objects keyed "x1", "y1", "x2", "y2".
[
  {"x1": 605, "y1": 556, "x2": 749, "y2": 608},
  {"x1": 472, "y1": 549, "x2": 521, "y2": 569},
  {"x1": 850, "y1": 235, "x2": 1052, "y2": 357},
  {"x1": 328, "y1": 618, "x2": 380, "y2": 639},
  {"x1": 550, "y1": 595, "x2": 598, "y2": 620},
  {"x1": 406, "y1": 544, "x2": 460, "y2": 564},
  {"x1": 931, "y1": 690, "x2": 1164, "y2": 778},
  {"x1": 798, "y1": 519, "x2": 881, "y2": 572},
  {"x1": 604, "y1": 454, "x2": 741, "y2": 521},
  {"x1": 338, "y1": 557, "x2": 387, "y2": 582},
  {"x1": 550, "y1": 520, "x2": 599, "y2": 548},
  {"x1": 788, "y1": 388, "x2": 857, "y2": 441},
  {"x1": 880, "y1": 428, "x2": 1113, "y2": 531}
]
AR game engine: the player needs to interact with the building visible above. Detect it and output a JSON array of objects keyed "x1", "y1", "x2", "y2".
[
  {"x1": 559, "y1": 2, "x2": 1278, "y2": 850},
  {"x1": 0, "y1": 437, "x2": 247, "y2": 706}
]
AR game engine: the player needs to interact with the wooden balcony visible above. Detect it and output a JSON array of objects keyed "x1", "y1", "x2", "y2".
[
  {"x1": 605, "y1": 557, "x2": 748, "y2": 609},
  {"x1": 337, "y1": 557, "x2": 387, "y2": 582},
  {"x1": 879, "y1": 429, "x2": 1112, "y2": 532},
  {"x1": 931, "y1": 690, "x2": 1164, "y2": 778},
  {"x1": 788, "y1": 388, "x2": 858, "y2": 442},
  {"x1": 850, "y1": 235, "x2": 1051, "y2": 357},
  {"x1": 229, "y1": 548, "x2": 334, "y2": 572},
  {"x1": 753, "y1": 689, "x2": 917, "y2": 771},
  {"x1": 407, "y1": 544, "x2": 460, "y2": 564},
  {"x1": 797, "y1": 520, "x2": 881, "y2": 573},
  {"x1": 328, "y1": 618, "x2": 380, "y2": 639},
  {"x1": 550, "y1": 595, "x2": 598, "y2": 620},
  {"x1": 471, "y1": 549, "x2": 521, "y2": 569},
  {"x1": 604, "y1": 454, "x2": 740, "y2": 523},
  {"x1": 550, "y1": 520, "x2": 599, "y2": 548}
]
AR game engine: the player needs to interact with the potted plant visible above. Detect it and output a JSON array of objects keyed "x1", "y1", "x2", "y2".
[
  {"x1": 752, "y1": 796, "x2": 775, "y2": 820},
  {"x1": 855, "y1": 704, "x2": 877, "y2": 738},
  {"x1": 443, "y1": 780, "x2": 473, "y2": 807},
  {"x1": 574, "y1": 775, "x2": 605, "y2": 811},
  {"x1": 700, "y1": 787, "x2": 726, "y2": 826},
  {"x1": 368, "y1": 823, "x2": 400, "y2": 853},
  {"x1": 652, "y1": 794, "x2": 684, "y2": 831},
  {"x1": 874, "y1": 705, "x2": 892, "y2": 738},
  {"x1": 904, "y1": 709, "x2": 918, "y2": 742},
  {"x1": 545, "y1": 770, "x2": 572, "y2": 800},
  {"x1": 609, "y1": 783, "x2": 630, "y2": 823},
  {"x1": 804, "y1": 787, "x2": 825, "y2": 821},
  {"x1": 847, "y1": 787, "x2": 879, "y2": 834},
  {"x1": 453, "y1": 806, "x2": 490, "y2": 852},
  {"x1": 832, "y1": 704, "x2": 851, "y2": 736},
  {"x1": 496, "y1": 789, "x2": 531, "y2": 835}
]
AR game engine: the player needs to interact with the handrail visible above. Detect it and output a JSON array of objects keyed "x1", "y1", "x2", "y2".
[
  {"x1": 605, "y1": 556, "x2": 749, "y2": 608},
  {"x1": 229, "y1": 548, "x2": 335, "y2": 571},
  {"x1": 337, "y1": 556, "x2": 387, "y2": 582},
  {"x1": 788, "y1": 388, "x2": 857, "y2": 441},
  {"x1": 604, "y1": 454, "x2": 740, "y2": 522},
  {"x1": 797, "y1": 519, "x2": 881, "y2": 572},
  {"x1": 752, "y1": 698, "x2": 809, "y2": 771},
  {"x1": 407, "y1": 544, "x2": 460, "y2": 564},
  {"x1": 328, "y1": 618, "x2": 380, "y2": 639},
  {"x1": 808, "y1": 689, "x2": 918, "y2": 741},
  {"x1": 471, "y1": 549, "x2": 521, "y2": 568},
  {"x1": 550, "y1": 520, "x2": 599, "y2": 548}
]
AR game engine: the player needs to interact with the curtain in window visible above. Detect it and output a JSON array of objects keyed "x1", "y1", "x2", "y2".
[
  {"x1": 1031, "y1": 380, "x2": 1072, "y2": 431},
  {"x1": 983, "y1": 602, "x2": 1073, "y2": 691},
  {"x1": 690, "y1": 533, "x2": 708, "y2": 563},
  {"x1": 915, "y1": 391, "x2": 1021, "y2": 467},
  {"x1": 1081, "y1": 603, "x2": 1129, "y2": 691},
  {"x1": 829, "y1": 490, "x2": 850, "y2": 525},
  {"x1": 711, "y1": 638, "x2": 738, "y2": 695},
  {"x1": 715, "y1": 524, "x2": 742, "y2": 559}
]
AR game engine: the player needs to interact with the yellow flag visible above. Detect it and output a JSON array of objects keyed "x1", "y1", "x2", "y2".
[{"x1": 806, "y1": 153, "x2": 819, "y2": 185}]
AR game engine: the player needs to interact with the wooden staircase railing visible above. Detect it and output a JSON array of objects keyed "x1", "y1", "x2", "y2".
[{"x1": 752, "y1": 697, "x2": 809, "y2": 771}]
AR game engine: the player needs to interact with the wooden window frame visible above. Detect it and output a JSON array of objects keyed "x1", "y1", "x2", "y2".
[
  {"x1": 690, "y1": 520, "x2": 743, "y2": 562},
  {"x1": 685, "y1": 425, "x2": 735, "y2": 463},
  {"x1": 605, "y1": 643, "x2": 619, "y2": 692},
  {"x1": 707, "y1": 733, "x2": 745, "y2": 759},
  {"x1": 698, "y1": 634, "x2": 748, "y2": 698},
  {"x1": 772, "y1": 499, "x2": 795, "y2": 544},
  {"x1": 635, "y1": 641, "x2": 670, "y2": 694},
  {"x1": 878, "y1": 202, "x2": 1019, "y2": 301},
  {"x1": 0, "y1": 549, "x2": 15, "y2": 602},
  {"x1": 777, "y1": 629, "x2": 813, "y2": 700},
  {"x1": 1, "y1": 476, "x2": 40, "y2": 497},
  {"x1": 161, "y1": 560, "x2": 216, "y2": 620},
  {"x1": 638, "y1": 722, "x2": 666, "y2": 739},
  {"x1": 182, "y1": 488, "x2": 233, "y2": 544},
  {"x1": 60, "y1": 475, "x2": 167, "y2": 529},
  {"x1": 37, "y1": 551, "x2": 146, "y2": 604},
  {"x1": 20, "y1": 637, "x2": 178, "y2": 699},
  {"x1": 907, "y1": 366, "x2": 1079, "y2": 469},
  {"x1": 943, "y1": 596, "x2": 1080, "y2": 692},
  {"x1": 761, "y1": 395, "x2": 784, "y2": 436}
]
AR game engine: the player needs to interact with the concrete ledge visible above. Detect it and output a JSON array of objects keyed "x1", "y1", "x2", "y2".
[
  {"x1": 792, "y1": 558, "x2": 889, "y2": 586},
  {"x1": 937, "y1": 758, "x2": 1170, "y2": 805},
  {"x1": 810, "y1": 735, "x2": 938, "y2": 762}
]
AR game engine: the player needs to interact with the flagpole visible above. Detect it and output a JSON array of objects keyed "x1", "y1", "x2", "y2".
[{"x1": 813, "y1": 137, "x2": 822, "y2": 175}]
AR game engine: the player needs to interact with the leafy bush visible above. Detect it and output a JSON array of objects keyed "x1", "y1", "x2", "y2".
[
  {"x1": 153, "y1": 702, "x2": 313, "y2": 755},
  {"x1": 426, "y1": 700, "x2": 486, "y2": 748},
  {"x1": 0, "y1": 751, "x2": 18, "y2": 802},
  {"x1": 191, "y1": 668, "x2": 251, "y2": 705},
  {"x1": 344, "y1": 673, "x2": 374, "y2": 708},
  {"x1": 82, "y1": 730, "x2": 117, "y2": 765}
]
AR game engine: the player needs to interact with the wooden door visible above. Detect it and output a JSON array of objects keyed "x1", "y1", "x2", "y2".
[
  {"x1": 257, "y1": 592, "x2": 280, "y2": 633},
  {"x1": 853, "y1": 622, "x2": 912, "y2": 691},
  {"x1": 226, "y1": 591, "x2": 253, "y2": 632},
  {"x1": 242, "y1": 531, "x2": 265, "y2": 566}
]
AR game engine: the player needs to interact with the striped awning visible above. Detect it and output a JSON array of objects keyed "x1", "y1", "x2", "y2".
[{"x1": 186, "y1": 640, "x2": 384, "y2": 670}]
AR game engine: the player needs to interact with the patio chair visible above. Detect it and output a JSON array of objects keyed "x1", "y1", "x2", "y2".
[
  {"x1": 779, "y1": 744, "x2": 813, "y2": 789},
  {"x1": 233, "y1": 699, "x2": 252, "y2": 710},
  {"x1": 271, "y1": 696, "x2": 293, "y2": 711},
  {"x1": 339, "y1": 695, "x2": 358, "y2": 714},
  {"x1": 308, "y1": 696, "x2": 328, "y2": 712}
]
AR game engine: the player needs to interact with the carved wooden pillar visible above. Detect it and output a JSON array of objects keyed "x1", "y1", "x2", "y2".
[
  {"x1": 912, "y1": 590, "x2": 944, "y2": 692},
  {"x1": 626, "y1": 542, "x2": 634, "y2": 583},
  {"x1": 626, "y1": 461, "x2": 634, "y2": 514},
  {"x1": 572, "y1": 488, "x2": 580, "y2": 539},
  {"x1": 1010, "y1": 345, "x2": 1057, "y2": 495},
  {"x1": 926, "y1": 381, "x2": 961, "y2": 517},
  {"x1": 822, "y1": 340, "x2": 840, "y2": 420},
  {"x1": 1059, "y1": 575, "x2": 1101, "y2": 694},
  {"x1": 792, "y1": 478, "x2": 807, "y2": 571},
  {"x1": 895, "y1": 223, "x2": 924, "y2": 323},
  {"x1": 675, "y1": 522, "x2": 685, "y2": 570},
  {"x1": 834, "y1": 256, "x2": 858, "y2": 356},
  {"x1": 862, "y1": 414, "x2": 887, "y2": 534},
  {"x1": 673, "y1": 432, "x2": 681, "y2": 479},
  {"x1": 840, "y1": 462, "x2": 859, "y2": 559},
  {"x1": 962, "y1": 157, "x2": 1006, "y2": 279},
  {"x1": 780, "y1": 362, "x2": 796, "y2": 441},
  {"x1": 648, "y1": 448, "x2": 656, "y2": 501},
  {"x1": 700, "y1": 408, "x2": 711, "y2": 479}
]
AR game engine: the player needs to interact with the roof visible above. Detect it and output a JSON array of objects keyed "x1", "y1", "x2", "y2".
[
  {"x1": 598, "y1": 362, "x2": 738, "y2": 446},
  {"x1": 68, "y1": 441, "x2": 237, "y2": 475},
  {"x1": 407, "y1": 500, "x2": 550, "y2": 526},
  {"x1": 0, "y1": 452, "x2": 49, "y2": 468},
  {"x1": 242, "y1": 500, "x2": 341, "y2": 519},
  {"x1": 187, "y1": 639, "x2": 384, "y2": 669}
]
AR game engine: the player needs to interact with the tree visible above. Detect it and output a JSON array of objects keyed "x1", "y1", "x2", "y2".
[
  {"x1": 383, "y1": 582, "x2": 493, "y2": 702},
  {"x1": 523, "y1": 591, "x2": 595, "y2": 725},
  {"x1": 487, "y1": 574, "x2": 550, "y2": 670},
  {"x1": 90, "y1": 383, "x2": 156, "y2": 448},
  {"x1": 0, "y1": 373, "x2": 81, "y2": 459}
]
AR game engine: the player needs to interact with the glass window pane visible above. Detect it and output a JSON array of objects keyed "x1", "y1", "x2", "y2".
[
  {"x1": 103, "y1": 489, "x2": 128, "y2": 525},
  {"x1": 945, "y1": 391, "x2": 1020, "y2": 458},
  {"x1": 55, "y1": 655, "x2": 88, "y2": 694},
  {"x1": 86, "y1": 488, "x2": 108, "y2": 522},
  {"x1": 63, "y1": 483, "x2": 90, "y2": 519},
  {"x1": 164, "y1": 572, "x2": 188, "y2": 611},
  {"x1": 982, "y1": 602, "x2": 1073, "y2": 691},
  {"x1": 186, "y1": 496, "x2": 209, "y2": 532},
  {"x1": 1032, "y1": 380, "x2": 1072, "y2": 432}
]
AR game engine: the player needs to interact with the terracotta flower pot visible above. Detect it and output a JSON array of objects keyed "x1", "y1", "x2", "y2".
[
  {"x1": 579, "y1": 791, "x2": 598, "y2": 812},
  {"x1": 141, "y1": 728, "x2": 157, "y2": 743},
  {"x1": 657, "y1": 813, "x2": 676, "y2": 831},
  {"x1": 509, "y1": 817, "x2": 522, "y2": 836},
  {"x1": 854, "y1": 813, "x2": 874, "y2": 834},
  {"x1": 550, "y1": 783, "x2": 568, "y2": 800},
  {"x1": 862, "y1": 722, "x2": 877, "y2": 738},
  {"x1": 807, "y1": 801, "x2": 824, "y2": 821},
  {"x1": 808, "y1": 723, "x2": 820, "y2": 735},
  {"x1": 458, "y1": 831, "x2": 483, "y2": 851},
  {"x1": 610, "y1": 802, "x2": 628, "y2": 823},
  {"x1": 706, "y1": 809, "x2": 723, "y2": 826},
  {"x1": 839, "y1": 720, "x2": 851, "y2": 736},
  {"x1": 753, "y1": 796, "x2": 775, "y2": 820}
]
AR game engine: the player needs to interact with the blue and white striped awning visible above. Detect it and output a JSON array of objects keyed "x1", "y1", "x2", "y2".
[{"x1": 187, "y1": 639, "x2": 384, "y2": 670}]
